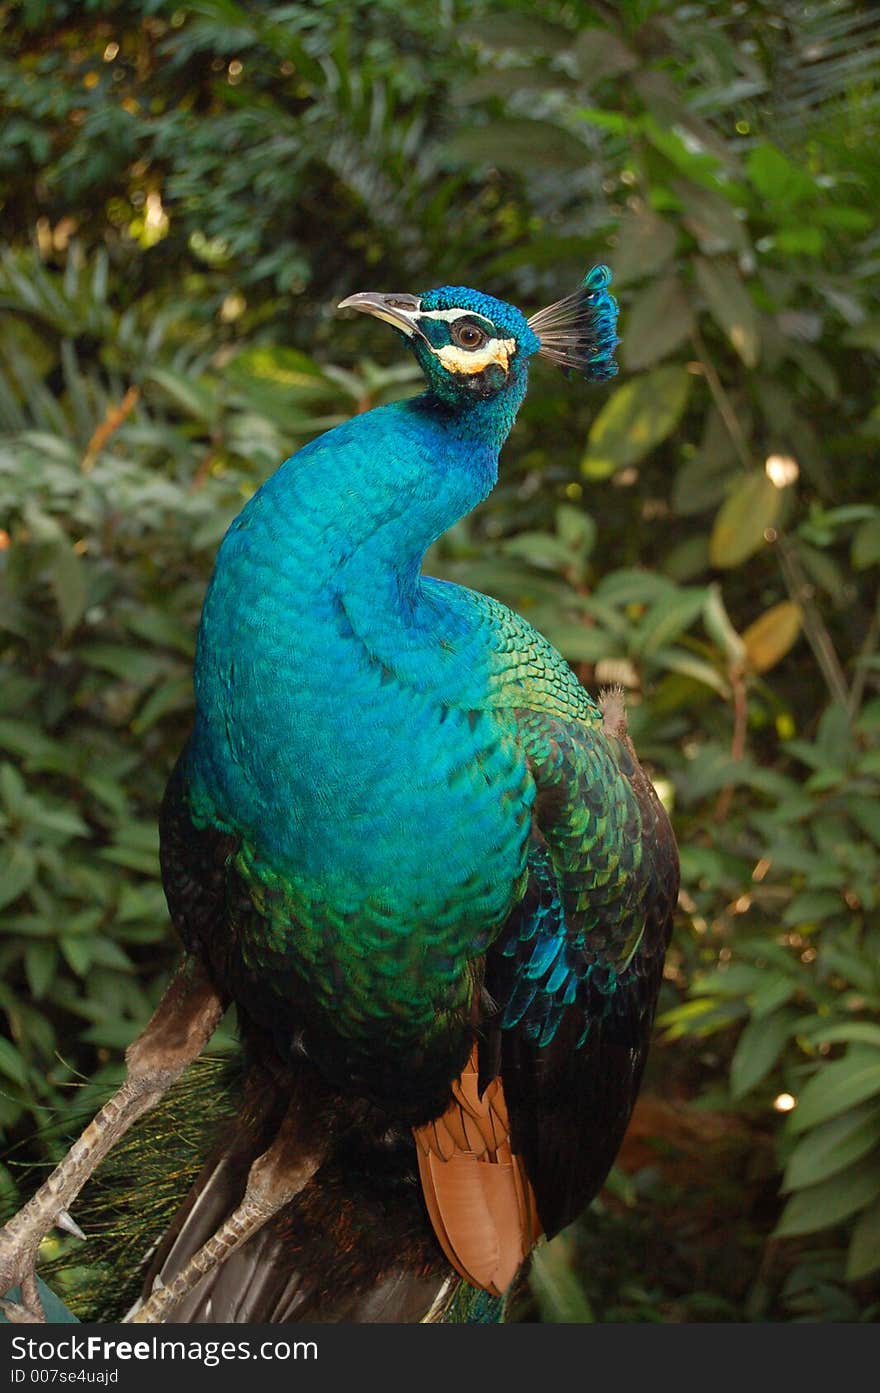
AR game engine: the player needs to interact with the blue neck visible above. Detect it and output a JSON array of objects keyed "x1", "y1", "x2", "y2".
[
  {"x1": 418, "y1": 371, "x2": 530, "y2": 453},
  {"x1": 250, "y1": 370, "x2": 530, "y2": 601},
  {"x1": 187, "y1": 367, "x2": 532, "y2": 904}
]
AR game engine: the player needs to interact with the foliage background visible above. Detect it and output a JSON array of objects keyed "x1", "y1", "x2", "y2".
[{"x1": 1, "y1": 0, "x2": 879, "y2": 1322}]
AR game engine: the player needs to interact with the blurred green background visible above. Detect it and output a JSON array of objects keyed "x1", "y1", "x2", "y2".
[{"x1": 1, "y1": 0, "x2": 879, "y2": 1322}]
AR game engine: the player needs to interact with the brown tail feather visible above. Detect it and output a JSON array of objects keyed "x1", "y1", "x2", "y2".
[{"x1": 413, "y1": 1047, "x2": 540, "y2": 1296}]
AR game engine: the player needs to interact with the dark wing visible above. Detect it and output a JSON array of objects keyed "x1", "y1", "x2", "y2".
[{"x1": 481, "y1": 702, "x2": 679, "y2": 1237}]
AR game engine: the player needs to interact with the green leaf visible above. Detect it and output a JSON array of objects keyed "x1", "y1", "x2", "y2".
[
  {"x1": 131, "y1": 675, "x2": 193, "y2": 734},
  {"x1": 226, "y1": 345, "x2": 328, "y2": 392},
  {"x1": 749, "y1": 975, "x2": 797, "y2": 1020},
  {"x1": 122, "y1": 607, "x2": 194, "y2": 656},
  {"x1": 0, "y1": 762, "x2": 28, "y2": 815},
  {"x1": 848, "y1": 797, "x2": 880, "y2": 846},
  {"x1": 81, "y1": 1021, "x2": 144, "y2": 1050},
  {"x1": 702, "y1": 583, "x2": 746, "y2": 664},
  {"x1": 530, "y1": 1232, "x2": 594, "y2": 1323},
  {"x1": 641, "y1": 114, "x2": 722, "y2": 185},
  {"x1": 35, "y1": 805, "x2": 90, "y2": 840},
  {"x1": 147, "y1": 367, "x2": 221, "y2": 426},
  {"x1": 774, "y1": 226, "x2": 825, "y2": 257},
  {"x1": 787, "y1": 1049, "x2": 880, "y2": 1135},
  {"x1": 460, "y1": 14, "x2": 573, "y2": 53},
  {"x1": 0, "y1": 1036, "x2": 27, "y2": 1087},
  {"x1": 843, "y1": 318, "x2": 880, "y2": 352},
  {"x1": 663, "y1": 535, "x2": 710, "y2": 583},
  {"x1": 451, "y1": 69, "x2": 545, "y2": 104},
  {"x1": 87, "y1": 938, "x2": 133, "y2": 971},
  {"x1": 814, "y1": 205, "x2": 873, "y2": 234},
  {"x1": 677, "y1": 181, "x2": 749, "y2": 257},
  {"x1": 693, "y1": 963, "x2": 765, "y2": 996},
  {"x1": 783, "y1": 1105, "x2": 880, "y2": 1192},
  {"x1": 24, "y1": 941, "x2": 57, "y2": 999},
  {"x1": 49, "y1": 542, "x2": 88, "y2": 637},
  {"x1": 636, "y1": 587, "x2": 707, "y2": 656},
  {"x1": 694, "y1": 257, "x2": 760, "y2": 368},
  {"x1": 794, "y1": 540, "x2": 847, "y2": 604},
  {"x1": 674, "y1": 406, "x2": 743, "y2": 517},
  {"x1": 595, "y1": 570, "x2": 678, "y2": 606},
  {"x1": 576, "y1": 106, "x2": 632, "y2": 136},
  {"x1": 786, "y1": 342, "x2": 839, "y2": 400},
  {"x1": 819, "y1": 946, "x2": 880, "y2": 999},
  {"x1": 501, "y1": 533, "x2": 576, "y2": 572},
  {"x1": 443, "y1": 119, "x2": 588, "y2": 172},
  {"x1": 731, "y1": 1008, "x2": 796, "y2": 1098},
  {"x1": 572, "y1": 27, "x2": 637, "y2": 81},
  {"x1": 808, "y1": 1024, "x2": 880, "y2": 1050},
  {"x1": 621, "y1": 276, "x2": 694, "y2": 372},
  {"x1": 852, "y1": 516, "x2": 880, "y2": 570},
  {"x1": 774, "y1": 1155, "x2": 880, "y2": 1237},
  {"x1": 82, "y1": 773, "x2": 129, "y2": 820},
  {"x1": 782, "y1": 890, "x2": 843, "y2": 926},
  {"x1": 847, "y1": 1193, "x2": 880, "y2": 1281},
  {"x1": 22, "y1": 503, "x2": 64, "y2": 546},
  {"x1": 0, "y1": 719, "x2": 66, "y2": 769},
  {"x1": 747, "y1": 144, "x2": 816, "y2": 210},
  {"x1": 540, "y1": 623, "x2": 614, "y2": 665},
  {"x1": 709, "y1": 473, "x2": 782, "y2": 569},
  {"x1": 608, "y1": 209, "x2": 677, "y2": 287},
  {"x1": 555, "y1": 504, "x2": 596, "y2": 558},
  {"x1": 99, "y1": 846, "x2": 160, "y2": 874},
  {"x1": 658, "y1": 996, "x2": 746, "y2": 1040},
  {"x1": 0, "y1": 842, "x2": 36, "y2": 911},
  {"x1": 78, "y1": 645, "x2": 168, "y2": 685},
  {"x1": 581, "y1": 366, "x2": 691, "y2": 479},
  {"x1": 651, "y1": 650, "x2": 730, "y2": 698},
  {"x1": 60, "y1": 936, "x2": 93, "y2": 976},
  {"x1": 191, "y1": 505, "x2": 241, "y2": 552}
]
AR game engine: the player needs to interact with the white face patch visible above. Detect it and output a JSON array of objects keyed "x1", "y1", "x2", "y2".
[
  {"x1": 433, "y1": 337, "x2": 516, "y2": 376},
  {"x1": 419, "y1": 308, "x2": 489, "y2": 325}
]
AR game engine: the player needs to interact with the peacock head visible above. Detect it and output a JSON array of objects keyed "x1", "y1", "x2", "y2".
[{"x1": 338, "y1": 266, "x2": 619, "y2": 410}]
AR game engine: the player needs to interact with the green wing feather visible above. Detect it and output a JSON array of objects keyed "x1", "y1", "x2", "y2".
[{"x1": 449, "y1": 588, "x2": 678, "y2": 1236}]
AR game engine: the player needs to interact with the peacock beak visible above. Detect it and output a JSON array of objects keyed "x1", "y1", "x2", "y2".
[{"x1": 337, "y1": 291, "x2": 425, "y2": 341}]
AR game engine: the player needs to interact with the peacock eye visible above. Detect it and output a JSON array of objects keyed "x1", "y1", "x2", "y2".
[{"x1": 452, "y1": 321, "x2": 488, "y2": 351}]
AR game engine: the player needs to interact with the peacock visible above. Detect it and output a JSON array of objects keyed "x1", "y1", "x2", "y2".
[{"x1": 0, "y1": 265, "x2": 678, "y2": 1324}]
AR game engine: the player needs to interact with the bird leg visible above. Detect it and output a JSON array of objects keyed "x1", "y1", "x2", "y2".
[
  {"x1": 0, "y1": 955, "x2": 223, "y2": 1320},
  {"x1": 0, "y1": 1274, "x2": 45, "y2": 1324},
  {"x1": 128, "y1": 1098, "x2": 326, "y2": 1323}
]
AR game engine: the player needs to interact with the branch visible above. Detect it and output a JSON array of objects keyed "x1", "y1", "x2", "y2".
[
  {"x1": 713, "y1": 662, "x2": 748, "y2": 822},
  {"x1": 849, "y1": 588, "x2": 880, "y2": 720},
  {"x1": 777, "y1": 537, "x2": 851, "y2": 713},
  {"x1": 80, "y1": 386, "x2": 140, "y2": 473},
  {"x1": 690, "y1": 326, "x2": 852, "y2": 718},
  {"x1": 690, "y1": 326, "x2": 752, "y2": 473}
]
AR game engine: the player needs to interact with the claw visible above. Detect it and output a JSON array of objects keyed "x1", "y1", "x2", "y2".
[
  {"x1": 55, "y1": 1210, "x2": 86, "y2": 1242},
  {"x1": 129, "y1": 1101, "x2": 325, "y2": 1323},
  {"x1": 0, "y1": 1275, "x2": 45, "y2": 1323},
  {"x1": 0, "y1": 958, "x2": 221, "y2": 1328},
  {"x1": 0, "y1": 1297, "x2": 42, "y2": 1323}
]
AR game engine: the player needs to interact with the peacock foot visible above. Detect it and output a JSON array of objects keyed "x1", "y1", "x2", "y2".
[
  {"x1": 127, "y1": 1099, "x2": 326, "y2": 1323},
  {"x1": 0, "y1": 1271, "x2": 46, "y2": 1324},
  {"x1": 0, "y1": 956, "x2": 223, "y2": 1322},
  {"x1": 0, "y1": 1210, "x2": 88, "y2": 1322}
]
